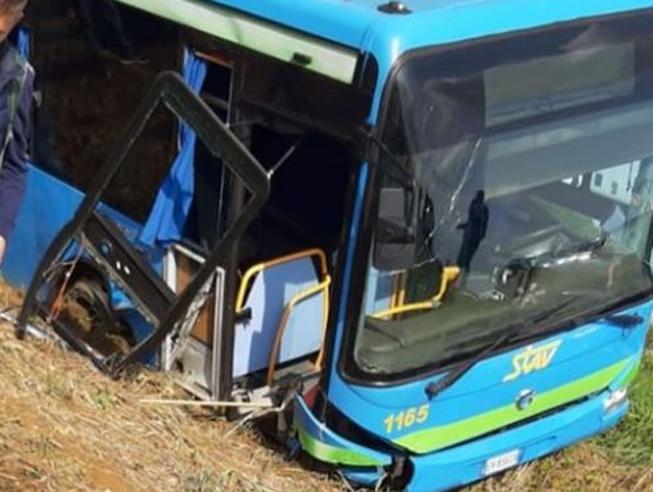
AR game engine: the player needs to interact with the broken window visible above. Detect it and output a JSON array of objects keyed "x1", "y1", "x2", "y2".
[{"x1": 27, "y1": 0, "x2": 181, "y2": 221}]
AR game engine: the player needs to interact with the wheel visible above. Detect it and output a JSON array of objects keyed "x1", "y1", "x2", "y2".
[{"x1": 59, "y1": 277, "x2": 134, "y2": 356}]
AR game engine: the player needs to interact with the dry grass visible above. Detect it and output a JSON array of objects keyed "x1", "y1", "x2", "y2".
[
  {"x1": 469, "y1": 443, "x2": 653, "y2": 492},
  {"x1": 0, "y1": 279, "x2": 652, "y2": 491},
  {"x1": 0, "y1": 284, "x2": 342, "y2": 491},
  {"x1": 0, "y1": 324, "x2": 347, "y2": 492}
]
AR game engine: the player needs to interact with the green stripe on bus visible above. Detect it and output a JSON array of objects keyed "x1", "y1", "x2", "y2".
[
  {"x1": 297, "y1": 427, "x2": 385, "y2": 467},
  {"x1": 113, "y1": 0, "x2": 359, "y2": 83},
  {"x1": 618, "y1": 358, "x2": 641, "y2": 389},
  {"x1": 395, "y1": 358, "x2": 631, "y2": 454}
]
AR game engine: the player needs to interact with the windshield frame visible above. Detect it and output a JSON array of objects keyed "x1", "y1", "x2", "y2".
[{"x1": 338, "y1": 8, "x2": 653, "y2": 387}]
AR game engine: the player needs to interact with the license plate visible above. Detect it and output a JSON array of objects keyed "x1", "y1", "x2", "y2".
[{"x1": 483, "y1": 449, "x2": 521, "y2": 476}]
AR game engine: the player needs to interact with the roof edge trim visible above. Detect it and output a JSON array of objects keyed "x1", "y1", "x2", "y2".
[{"x1": 114, "y1": 0, "x2": 359, "y2": 83}]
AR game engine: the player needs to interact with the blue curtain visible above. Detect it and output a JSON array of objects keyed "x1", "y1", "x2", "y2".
[
  {"x1": 139, "y1": 50, "x2": 207, "y2": 245},
  {"x1": 17, "y1": 27, "x2": 30, "y2": 58}
]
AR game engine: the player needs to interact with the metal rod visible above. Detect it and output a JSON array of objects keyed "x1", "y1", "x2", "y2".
[
  {"x1": 267, "y1": 137, "x2": 304, "y2": 178},
  {"x1": 0, "y1": 311, "x2": 49, "y2": 340},
  {"x1": 139, "y1": 398, "x2": 273, "y2": 408}
]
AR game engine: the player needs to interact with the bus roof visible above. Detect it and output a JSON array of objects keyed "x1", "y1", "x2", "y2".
[{"x1": 201, "y1": 0, "x2": 653, "y2": 53}]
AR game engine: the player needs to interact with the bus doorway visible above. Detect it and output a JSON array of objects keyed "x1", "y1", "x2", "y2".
[{"x1": 15, "y1": 3, "x2": 373, "y2": 408}]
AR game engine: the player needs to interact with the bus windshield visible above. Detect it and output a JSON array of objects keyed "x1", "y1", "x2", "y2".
[{"x1": 352, "y1": 13, "x2": 653, "y2": 380}]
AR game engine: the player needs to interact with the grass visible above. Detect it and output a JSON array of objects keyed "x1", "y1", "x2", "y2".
[
  {"x1": 0, "y1": 277, "x2": 652, "y2": 491},
  {"x1": 597, "y1": 352, "x2": 653, "y2": 466}
]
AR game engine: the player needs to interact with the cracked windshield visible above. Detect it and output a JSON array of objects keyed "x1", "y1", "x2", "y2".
[{"x1": 355, "y1": 17, "x2": 653, "y2": 377}]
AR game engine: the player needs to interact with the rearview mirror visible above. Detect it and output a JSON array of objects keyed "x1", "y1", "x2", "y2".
[{"x1": 373, "y1": 186, "x2": 417, "y2": 271}]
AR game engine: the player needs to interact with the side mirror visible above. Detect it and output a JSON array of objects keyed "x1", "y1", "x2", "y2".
[{"x1": 373, "y1": 186, "x2": 417, "y2": 271}]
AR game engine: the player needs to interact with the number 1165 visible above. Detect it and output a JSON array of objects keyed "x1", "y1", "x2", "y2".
[{"x1": 384, "y1": 405, "x2": 429, "y2": 434}]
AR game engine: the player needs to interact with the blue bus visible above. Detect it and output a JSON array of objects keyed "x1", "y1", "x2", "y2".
[{"x1": 7, "y1": 0, "x2": 653, "y2": 490}]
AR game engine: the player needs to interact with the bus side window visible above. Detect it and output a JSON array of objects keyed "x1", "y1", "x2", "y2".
[{"x1": 26, "y1": 1, "x2": 181, "y2": 222}]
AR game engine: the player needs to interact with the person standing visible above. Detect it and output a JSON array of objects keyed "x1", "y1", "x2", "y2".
[
  {"x1": 457, "y1": 190, "x2": 489, "y2": 272},
  {"x1": 0, "y1": 0, "x2": 32, "y2": 262}
]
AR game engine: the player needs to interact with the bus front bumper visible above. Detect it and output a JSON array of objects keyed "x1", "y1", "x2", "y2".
[
  {"x1": 294, "y1": 387, "x2": 628, "y2": 491},
  {"x1": 403, "y1": 387, "x2": 627, "y2": 491}
]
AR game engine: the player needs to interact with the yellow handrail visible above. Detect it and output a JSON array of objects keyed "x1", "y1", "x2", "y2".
[
  {"x1": 234, "y1": 248, "x2": 331, "y2": 385},
  {"x1": 266, "y1": 275, "x2": 331, "y2": 385},
  {"x1": 372, "y1": 266, "x2": 460, "y2": 320},
  {"x1": 235, "y1": 248, "x2": 328, "y2": 312},
  {"x1": 389, "y1": 272, "x2": 407, "y2": 310}
]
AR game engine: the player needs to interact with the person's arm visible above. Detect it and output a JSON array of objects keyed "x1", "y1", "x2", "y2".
[{"x1": 0, "y1": 64, "x2": 33, "y2": 262}]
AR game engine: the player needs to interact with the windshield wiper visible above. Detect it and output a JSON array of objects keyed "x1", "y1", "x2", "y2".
[
  {"x1": 513, "y1": 299, "x2": 645, "y2": 344},
  {"x1": 424, "y1": 296, "x2": 579, "y2": 400},
  {"x1": 603, "y1": 313, "x2": 644, "y2": 329}
]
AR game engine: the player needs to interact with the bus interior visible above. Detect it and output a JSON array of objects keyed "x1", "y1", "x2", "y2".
[{"x1": 20, "y1": 0, "x2": 370, "y2": 404}]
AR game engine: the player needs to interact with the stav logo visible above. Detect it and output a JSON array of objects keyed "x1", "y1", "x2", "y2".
[{"x1": 503, "y1": 340, "x2": 562, "y2": 382}]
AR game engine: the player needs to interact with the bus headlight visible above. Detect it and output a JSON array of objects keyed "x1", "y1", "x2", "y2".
[{"x1": 603, "y1": 389, "x2": 627, "y2": 413}]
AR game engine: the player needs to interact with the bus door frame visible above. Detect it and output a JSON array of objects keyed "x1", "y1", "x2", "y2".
[{"x1": 16, "y1": 72, "x2": 270, "y2": 398}]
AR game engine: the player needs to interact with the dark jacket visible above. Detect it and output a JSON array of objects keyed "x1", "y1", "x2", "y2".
[{"x1": 0, "y1": 42, "x2": 33, "y2": 239}]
